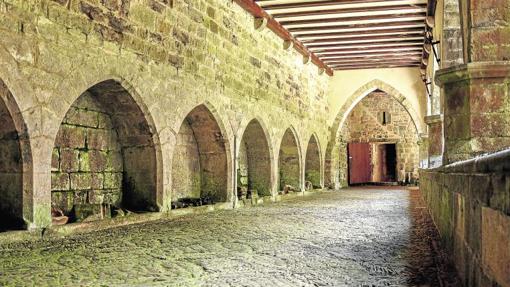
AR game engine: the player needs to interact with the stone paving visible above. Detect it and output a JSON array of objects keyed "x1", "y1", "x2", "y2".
[{"x1": 0, "y1": 187, "x2": 458, "y2": 286}]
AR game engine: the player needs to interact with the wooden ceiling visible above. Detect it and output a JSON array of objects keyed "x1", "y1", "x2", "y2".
[{"x1": 235, "y1": 0, "x2": 432, "y2": 73}]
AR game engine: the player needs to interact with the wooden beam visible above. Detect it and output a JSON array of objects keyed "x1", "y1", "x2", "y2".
[
  {"x1": 302, "y1": 36, "x2": 424, "y2": 46},
  {"x1": 296, "y1": 28, "x2": 425, "y2": 40},
  {"x1": 233, "y1": 0, "x2": 334, "y2": 76},
  {"x1": 333, "y1": 64, "x2": 420, "y2": 70},
  {"x1": 309, "y1": 41, "x2": 423, "y2": 52},
  {"x1": 271, "y1": 5, "x2": 426, "y2": 19},
  {"x1": 288, "y1": 21, "x2": 425, "y2": 34},
  {"x1": 315, "y1": 47, "x2": 423, "y2": 55},
  {"x1": 320, "y1": 50, "x2": 422, "y2": 62},
  {"x1": 280, "y1": 13, "x2": 426, "y2": 28},
  {"x1": 258, "y1": 0, "x2": 427, "y2": 11}
]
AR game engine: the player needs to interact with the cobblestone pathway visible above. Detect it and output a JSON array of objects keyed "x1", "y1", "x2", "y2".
[{"x1": 0, "y1": 187, "x2": 458, "y2": 286}]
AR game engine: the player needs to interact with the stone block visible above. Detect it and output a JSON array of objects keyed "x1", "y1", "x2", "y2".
[
  {"x1": 71, "y1": 173, "x2": 92, "y2": 190},
  {"x1": 63, "y1": 107, "x2": 98, "y2": 128},
  {"x1": 54, "y1": 125, "x2": 86, "y2": 149},
  {"x1": 51, "y1": 172, "x2": 70, "y2": 191},
  {"x1": 87, "y1": 128, "x2": 119, "y2": 151},
  {"x1": 106, "y1": 150, "x2": 123, "y2": 171},
  {"x1": 489, "y1": 174, "x2": 510, "y2": 214},
  {"x1": 90, "y1": 150, "x2": 108, "y2": 172},
  {"x1": 481, "y1": 207, "x2": 510, "y2": 286},
  {"x1": 104, "y1": 172, "x2": 122, "y2": 189},
  {"x1": 60, "y1": 149, "x2": 80, "y2": 172}
]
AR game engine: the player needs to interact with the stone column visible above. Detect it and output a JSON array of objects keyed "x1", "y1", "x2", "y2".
[{"x1": 436, "y1": 0, "x2": 510, "y2": 163}]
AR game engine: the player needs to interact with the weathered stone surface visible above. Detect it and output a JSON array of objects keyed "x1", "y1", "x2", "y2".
[
  {"x1": 340, "y1": 91, "x2": 420, "y2": 183},
  {"x1": 0, "y1": 188, "x2": 459, "y2": 286},
  {"x1": 420, "y1": 149, "x2": 510, "y2": 287}
]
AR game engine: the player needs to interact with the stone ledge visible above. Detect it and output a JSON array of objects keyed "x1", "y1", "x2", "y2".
[
  {"x1": 421, "y1": 147, "x2": 510, "y2": 174},
  {"x1": 435, "y1": 61, "x2": 510, "y2": 86},
  {"x1": 425, "y1": 114, "x2": 443, "y2": 125}
]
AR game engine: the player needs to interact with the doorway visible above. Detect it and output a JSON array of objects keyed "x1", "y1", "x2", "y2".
[
  {"x1": 348, "y1": 143, "x2": 371, "y2": 185},
  {"x1": 374, "y1": 143, "x2": 397, "y2": 183}
]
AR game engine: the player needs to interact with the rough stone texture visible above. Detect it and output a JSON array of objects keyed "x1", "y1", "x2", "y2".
[
  {"x1": 339, "y1": 91, "x2": 420, "y2": 183},
  {"x1": 278, "y1": 128, "x2": 301, "y2": 191},
  {"x1": 0, "y1": 80, "x2": 23, "y2": 230},
  {"x1": 0, "y1": 0, "x2": 329, "y2": 228},
  {"x1": 436, "y1": 63, "x2": 510, "y2": 163},
  {"x1": 420, "y1": 149, "x2": 510, "y2": 287},
  {"x1": 0, "y1": 188, "x2": 459, "y2": 286},
  {"x1": 463, "y1": 0, "x2": 510, "y2": 62},
  {"x1": 51, "y1": 80, "x2": 158, "y2": 216},
  {"x1": 304, "y1": 135, "x2": 321, "y2": 188},
  {"x1": 442, "y1": 0, "x2": 464, "y2": 68},
  {"x1": 325, "y1": 79, "x2": 425, "y2": 189},
  {"x1": 237, "y1": 119, "x2": 272, "y2": 197},
  {"x1": 172, "y1": 105, "x2": 228, "y2": 203},
  {"x1": 52, "y1": 93, "x2": 123, "y2": 215}
]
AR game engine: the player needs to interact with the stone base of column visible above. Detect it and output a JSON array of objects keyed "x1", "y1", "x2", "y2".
[
  {"x1": 425, "y1": 114, "x2": 444, "y2": 167},
  {"x1": 436, "y1": 61, "x2": 510, "y2": 163}
]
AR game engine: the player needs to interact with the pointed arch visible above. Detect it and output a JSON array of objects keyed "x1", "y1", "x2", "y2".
[
  {"x1": 51, "y1": 79, "x2": 162, "y2": 221},
  {"x1": 0, "y1": 79, "x2": 32, "y2": 230},
  {"x1": 305, "y1": 133, "x2": 322, "y2": 189},
  {"x1": 325, "y1": 79, "x2": 424, "y2": 189},
  {"x1": 237, "y1": 118, "x2": 273, "y2": 198},
  {"x1": 172, "y1": 103, "x2": 231, "y2": 204},
  {"x1": 278, "y1": 127, "x2": 302, "y2": 191}
]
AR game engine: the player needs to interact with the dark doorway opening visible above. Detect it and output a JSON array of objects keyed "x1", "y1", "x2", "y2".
[{"x1": 376, "y1": 143, "x2": 397, "y2": 183}]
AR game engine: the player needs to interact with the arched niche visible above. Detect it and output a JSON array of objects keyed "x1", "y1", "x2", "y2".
[
  {"x1": 237, "y1": 119, "x2": 272, "y2": 199},
  {"x1": 0, "y1": 79, "x2": 31, "y2": 231},
  {"x1": 278, "y1": 128, "x2": 301, "y2": 192},
  {"x1": 305, "y1": 134, "x2": 322, "y2": 189},
  {"x1": 51, "y1": 79, "x2": 159, "y2": 221},
  {"x1": 172, "y1": 104, "x2": 229, "y2": 204}
]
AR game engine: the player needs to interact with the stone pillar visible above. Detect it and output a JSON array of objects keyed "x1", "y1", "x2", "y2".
[
  {"x1": 436, "y1": 0, "x2": 510, "y2": 163},
  {"x1": 442, "y1": 0, "x2": 464, "y2": 68}
]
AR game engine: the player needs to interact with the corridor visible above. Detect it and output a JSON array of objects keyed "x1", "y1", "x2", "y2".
[{"x1": 0, "y1": 188, "x2": 458, "y2": 286}]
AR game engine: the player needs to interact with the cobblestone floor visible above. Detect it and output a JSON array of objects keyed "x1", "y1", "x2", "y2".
[{"x1": 0, "y1": 187, "x2": 459, "y2": 286}]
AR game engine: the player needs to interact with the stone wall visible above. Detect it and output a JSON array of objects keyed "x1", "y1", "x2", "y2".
[
  {"x1": 51, "y1": 92, "x2": 123, "y2": 215},
  {"x1": 340, "y1": 91, "x2": 420, "y2": 183},
  {"x1": 420, "y1": 149, "x2": 510, "y2": 287},
  {"x1": 0, "y1": 0, "x2": 329, "y2": 228}
]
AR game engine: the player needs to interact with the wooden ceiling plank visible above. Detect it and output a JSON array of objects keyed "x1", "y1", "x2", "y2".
[
  {"x1": 296, "y1": 28, "x2": 424, "y2": 40},
  {"x1": 280, "y1": 13, "x2": 426, "y2": 27},
  {"x1": 272, "y1": 5, "x2": 426, "y2": 19},
  {"x1": 258, "y1": 0, "x2": 427, "y2": 11}
]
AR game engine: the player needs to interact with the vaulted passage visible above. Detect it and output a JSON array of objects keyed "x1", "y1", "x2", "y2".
[
  {"x1": 341, "y1": 91, "x2": 419, "y2": 185},
  {"x1": 278, "y1": 128, "x2": 300, "y2": 192},
  {"x1": 172, "y1": 105, "x2": 228, "y2": 205},
  {"x1": 237, "y1": 119, "x2": 272, "y2": 199},
  {"x1": 0, "y1": 80, "x2": 23, "y2": 230},
  {"x1": 51, "y1": 80, "x2": 158, "y2": 221},
  {"x1": 305, "y1": 135, "x2": 321, "y2": 189}
]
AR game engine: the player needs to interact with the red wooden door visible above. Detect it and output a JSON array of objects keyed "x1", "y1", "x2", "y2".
[{"x1": 348, "y1": 143, "x2": 372, "y2": 185}]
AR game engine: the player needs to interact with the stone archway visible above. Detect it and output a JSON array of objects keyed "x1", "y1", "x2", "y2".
[
  {"x1": 305, "y1": 134, "x2": 322, "y2": 189},
  {"x1": 237, "y1": 119, "x2": 272, "y2": 199},
  {"x1": 172, "y1": 104, "x2": 229, "y2": 204},
  {"x1": 278, "y1": 127, "x2": 302, "y2": 192},
  {"x1": 51, "y1": 79, "x2": 160, "y2": 221},
  {"x1": 0, "y1": 79, "x2": 31, "y2": 231},
  {"x1": 325, "y1": 79, "x2": 423, "y2": 188}
]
